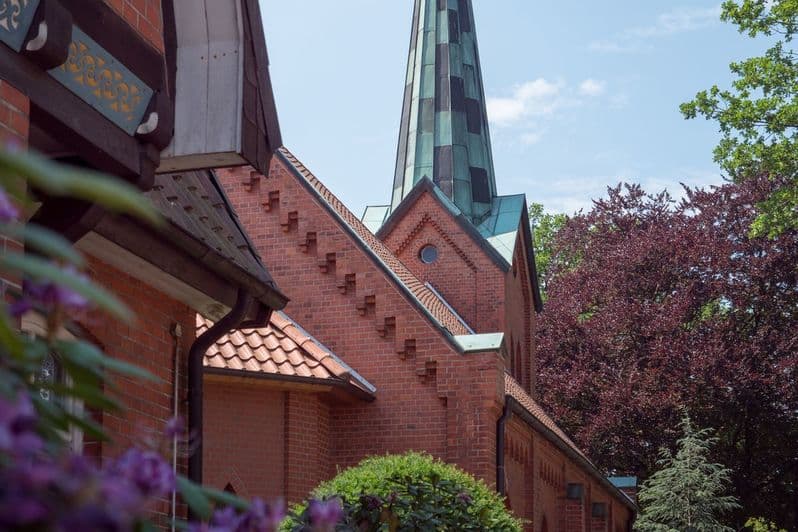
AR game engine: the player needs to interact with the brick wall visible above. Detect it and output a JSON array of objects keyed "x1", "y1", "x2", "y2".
[
  {"x1": 204, "y1": 381, "x2": 286, "y2": 499},
  {"x1": 216, "y1": 160, "x2": 505, "y2": 486},
  {"x1": 504, "y1": 227, "x2": 537, "y2": 396},
  {"x1": 79, "y1": 254, "x2": 194, "y2": 523},
  {"x1": 284, "y1": 392, "x2": 332, "y2": 503},
  {"x1": 0, "y1": 80, "x2": 28, "y2": 303},
  {"x1": 379, "y1": 190, "x2": 505, "y2": 334},
  {"x1": 0, "y1": 80, "x2": 29, "y2": 147},
  {"x1": 104, "y1": 0, "x2": 163, "y2": 51}
]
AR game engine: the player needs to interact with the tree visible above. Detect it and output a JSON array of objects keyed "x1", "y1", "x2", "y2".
[
  {"x1": 681, "y1": 0, "x2": 798, "y2": 237},
  {"x1": 536, "y1": 178, "x2": 798, "y2": 528},
  {"x1": 635, "y1": 414, "x2": 739, "y2": 532},
  {"x1": 528, "y1": 203, "x2": 566, "y2": 299}
]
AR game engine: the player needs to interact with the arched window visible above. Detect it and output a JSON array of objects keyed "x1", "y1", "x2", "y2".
[
  {"x1": 224, "y1": 483, "x2": 236, "y2": 494},
  {"x1": 22, "y1": 312, "x2": 84, "y2": 453}
]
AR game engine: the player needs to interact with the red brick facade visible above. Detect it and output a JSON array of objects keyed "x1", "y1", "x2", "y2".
[
  {"x1": 104, "y1": 0, "x2": 164, "y2": 51},
  {"x1": 214, "y1": 161, "x2": 505, "y2": 489},
  {"x1": 208, "y1": 155, "x2": 635, "y2": 531}
]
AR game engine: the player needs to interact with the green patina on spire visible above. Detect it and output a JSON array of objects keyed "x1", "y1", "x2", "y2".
[{"x1": 391, "y1": 0, "x2": 497, "y2": 222}]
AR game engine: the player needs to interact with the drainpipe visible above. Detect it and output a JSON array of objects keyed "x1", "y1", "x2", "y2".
[
  {"x1": 496, "y1": 397, "x2": 513, "y2": 496},
  {"x1": 187, "y1": 289, "x2": 254, "y2": 487},
  {"x1": 169, "y1": 322, "x2": 182, "y2": 532}
]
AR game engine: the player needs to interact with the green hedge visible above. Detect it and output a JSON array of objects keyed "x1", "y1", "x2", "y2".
[{"x1": 283, "y1": 452, "x2": 522, "y2": 531}]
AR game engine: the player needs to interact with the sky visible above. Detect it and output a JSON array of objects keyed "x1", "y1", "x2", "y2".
[{"x1": 258, "y1": 1, "x2": 766, "y2": 216}]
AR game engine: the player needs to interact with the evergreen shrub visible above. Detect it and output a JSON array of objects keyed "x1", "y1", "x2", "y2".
[{"x1": 283, "y1": 452, "x2": 521, "y2": 531}]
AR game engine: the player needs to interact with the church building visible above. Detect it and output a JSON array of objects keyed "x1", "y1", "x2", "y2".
[{"x1": 202, "y1": 1, "x2": 637, "y2": 530}]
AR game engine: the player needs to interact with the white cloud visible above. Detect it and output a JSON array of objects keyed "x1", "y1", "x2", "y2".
[
  {"x1": 589, "y1": 5, "x2": 722, "y2": 53},
  {"x1": 486, "y1": 78, "x2": 565, "y2": 126},
  {"x1": 520, "y1": 131, "x2": 543, "y2": 145},
  {"x1": 487, "y1": 77, "x2": 607, "y2": 144},
  {"x1": 579, "y1": 78, "x2": 606, "y2": 97}
]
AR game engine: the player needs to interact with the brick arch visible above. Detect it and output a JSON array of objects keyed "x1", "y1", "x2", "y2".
[{"x1": 395, "y1": 213, "x2": 478, "y2": 273}]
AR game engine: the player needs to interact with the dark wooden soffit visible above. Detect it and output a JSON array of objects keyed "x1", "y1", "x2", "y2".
[
  {"x1": 242, "y1": 0, "x2": 282, "y2": 157},
  {"x1": 143, "y1": 168, "x2": 287, "y2": 311},
  {"x1": 1, "y1": 0, "x2": 174, "y2": 186}
]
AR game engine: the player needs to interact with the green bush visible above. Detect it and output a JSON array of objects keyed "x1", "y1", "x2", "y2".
[{"x1": 283, "y1": 452, "x2": 521, "y2": 531}]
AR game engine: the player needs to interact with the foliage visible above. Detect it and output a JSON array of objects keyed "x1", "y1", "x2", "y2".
[
  {"x1": 0, "y1": 149, "x2": 320, "y2": 531},
  {"x1": 635, "y1": 414, "x2": 739, "y2": 532},
  {"x1": 536, "y1": 179, "x2": 797, "y2": 528},
  {"x1": 744, "y1": 517, "x2": 788, "y2": 532},
  {"x1": 681, "y1": 0, "x2": 798, "y2": 236},
  {"x1": 283, "y1": 452, "x2": 521, "y2": 531},
  {"x1": 527, "y1": 203, "x2": 567, "y2": 299}
]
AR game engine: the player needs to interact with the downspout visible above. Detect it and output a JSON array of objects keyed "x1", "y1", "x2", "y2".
[
  {"x1": 496, "y1": 397, "x2": 512, "y2": 496},
  {"x1": 169, "y1": 322, "x2": 182, "y2": 532},
  {"x1": 187, "y1": 289, "x2": 254, "y2": 487}
]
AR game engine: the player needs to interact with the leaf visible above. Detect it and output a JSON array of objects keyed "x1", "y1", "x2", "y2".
[
  {"x1": 177, "y1": 475, "x2": 212, "y2": 520},
  {"x1": 0, "y1": 252, "x2": 132, "y2": 321},
  {"x1": 56, "y1": 340, "x2": 158, "y2": 383},
  {"x1": 0, "y1": 312, "x2": 24, "y2": 358},
  {"x1": 0, "y1": 149, "x2": 162, "y2": 226},
  {"x1": 46, "y1": 381, "x2": 122, "y2": 412},
  {"x1": 200, "y1": 486, "x2": 250, "y2": 511},
  {"x1": 0, "y1": 223, "x2": 85, "y2": 266}
]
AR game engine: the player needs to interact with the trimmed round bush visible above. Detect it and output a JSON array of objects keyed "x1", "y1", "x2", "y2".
[{"x1": 284, "y1": 452, "x2": 522, "y2": 531}]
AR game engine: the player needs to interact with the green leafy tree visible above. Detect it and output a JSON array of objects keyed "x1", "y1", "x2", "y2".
[
  {"x1": 681, "y1": 0, "x2": 798, "y2": 237},
  {"x1": 527, "y1": 203, "x2": 566, "y2": 299},
  {"x1": 635, "y1": 414, "x2": 740, "y2": 532},
  {"x1": 745, "y1": 517, "x2": 787, "y2": 532}
]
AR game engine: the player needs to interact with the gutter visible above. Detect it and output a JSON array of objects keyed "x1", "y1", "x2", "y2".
[
  {"x1": 187, "y1": 289, "x2": 261, "y2": 487},
  {"x1": 203, "y1": 367, "x2": 376, "y2": 403},
  {"x1": 505, "y1": 395, "x2": 638, "y2": 512}
]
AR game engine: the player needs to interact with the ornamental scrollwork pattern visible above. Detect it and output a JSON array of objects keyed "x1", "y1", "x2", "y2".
[
  {"x1": 58, "y1": 39, "x2": 144, "y2": 124},
  {"x1": 0, "y1": 0, "x2": 29, "y2": 33}
]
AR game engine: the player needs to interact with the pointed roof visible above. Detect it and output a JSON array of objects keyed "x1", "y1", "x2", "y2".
[
  {"x1": 200, "y1": 311, "x2": 376, "y2": 400},
  {"x1": 391, "y1": 0, "x2": 496, "y2": 222}
]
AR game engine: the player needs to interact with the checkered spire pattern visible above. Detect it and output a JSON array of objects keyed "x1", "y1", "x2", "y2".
[{"x1": 392, "y1": 0, "x2": 497, "y2": 223}]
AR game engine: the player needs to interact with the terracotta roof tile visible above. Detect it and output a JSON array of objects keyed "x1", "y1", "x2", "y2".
[
  {"x1": 199, "y1": 312, "x2": 375, "y2": 397},
  {"x1": 278, "y1": 148, "x2": 470, "y2": 337},
  {"x1": 504, "y1": 374, "x2": 589, "y2": 462}
]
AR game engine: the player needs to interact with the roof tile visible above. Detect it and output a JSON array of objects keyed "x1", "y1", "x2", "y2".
[
  {"x1": 505, "y1": 374, "x2": 588, "y2": 462},
  {"x1": 278, "y1": 148, "x2": 470, "y2": 336},
  {"x1": 199, "y1": 312, "x2": 375, "y2": 396}
]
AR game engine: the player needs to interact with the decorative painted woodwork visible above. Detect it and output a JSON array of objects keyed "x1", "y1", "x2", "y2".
[
  {"x1": 0, "y1": 0, "x2": 40, "y2": 51},
  {"x1": 48, "y1": 26, "x2": 153, "y2": 134}
]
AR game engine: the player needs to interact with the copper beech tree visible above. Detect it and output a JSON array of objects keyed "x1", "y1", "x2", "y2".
[{"x1": 536, "y1": 177, "x2": 798, "y2": 529}]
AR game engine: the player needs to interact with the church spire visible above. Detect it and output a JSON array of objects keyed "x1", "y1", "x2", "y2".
[{"x1": 391, "y1": 0, "x2": 497, "y2": 222}]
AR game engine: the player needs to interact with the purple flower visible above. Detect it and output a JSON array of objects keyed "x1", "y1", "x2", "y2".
[
  {"x1": 456, "y1": 492, "x2": 473, "y2": 505},
  {"x1": 107, "y1": 448, "x2": 175, "y2": 499},
  {"x1": 239, "y1": 498, "x2": 285, "y2": 532},
  {"x1": 0, "y1": 187, "x2": 19, "y2": 223},
  {"x1": 360, "y1": 495, "x2": 382, "y2": 511},
  {"x1": 20, "y1": 267, "x2": 90, "y2": 316},
  {"x1": 56, "y1": 504, "x2": 126, "y2": 532},
  {"x1": 308, "y1": 498, "x2": 343, "y2": 531},
  {"x1": 0, "y1": 392, "x2": 43, "y2": 455},
  {"x1": 165, "y1": 416, "x2": 186, "y2": 439},
  {"x1": 0, "y1": 495, "x2": 48, "y2": 527}
]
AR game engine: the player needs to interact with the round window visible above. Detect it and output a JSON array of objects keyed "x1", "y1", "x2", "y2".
[{"x1": 419, "y1": 244, "x2": 439, "y2": 264}]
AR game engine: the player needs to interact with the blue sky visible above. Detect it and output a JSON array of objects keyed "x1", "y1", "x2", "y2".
[{"x1": 259, "y1": 1, "x2": 765, "y2": 216}]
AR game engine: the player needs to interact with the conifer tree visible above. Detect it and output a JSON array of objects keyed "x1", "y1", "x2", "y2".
[{"x1": 635, "y1": 415, "x2": 740, "y2": 532}]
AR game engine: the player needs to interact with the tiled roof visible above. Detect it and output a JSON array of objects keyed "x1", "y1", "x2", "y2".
[
  {"x1": 147, "y1": 169, "x2": 279, "y2": 293},
  {"x1": 504, "y1": 374, "x2": 588, "y2": 462},
  {"x1": 278, "y1": 148, "x2": 471, "y2": 337},
  {"x1": 200, "y1": 311, "x2": 376, "y2": 397}
]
